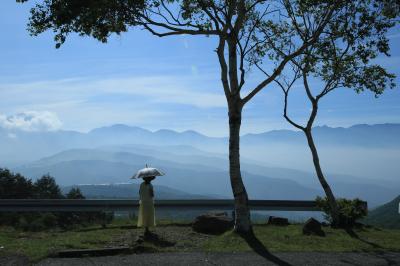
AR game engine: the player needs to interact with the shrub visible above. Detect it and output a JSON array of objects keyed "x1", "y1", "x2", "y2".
[
  {"x1": 0, "y1": 168, "x2": 35, "y2": 199},
  {"x1": 316, "y1": 196, "x2": 367, "y2": 228},
  {"x1": 41, "y1": 213, "x2": 58, "y2": 228},
  {"x1": 34, "y1": 175, "x2": 63, "y2": 199},
  {"x1": 0, "y1": 169, "x2": 114, "y2": 230},
  {"x1": 28, "y1": 219, "x2": 46, "y2": 232}
]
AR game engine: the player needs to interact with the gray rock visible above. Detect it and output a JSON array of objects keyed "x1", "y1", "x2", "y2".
[
  {"x1": 267, "y1": 216, "x2": 289, "y2": 226},
  {"x1": 192, "y1": 213, "x2": 233, "y2": 235},
  {"x1": 303, "y1": 218, "x2": 325, "y2": 237}
]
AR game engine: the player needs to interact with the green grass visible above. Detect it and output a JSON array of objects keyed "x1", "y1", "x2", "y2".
[
  {"x1": 203, "y1": 225, "x2": 400, "y2": 252},
  {"x1": 0, "y1": 226, "x2": 127, "y2": 261},
  {"x1": 0, "y1": 218, "x2": 135, "y2": 261},
  {"x1": 1, "y1": 220, "x2": 400, "y2": 263}
]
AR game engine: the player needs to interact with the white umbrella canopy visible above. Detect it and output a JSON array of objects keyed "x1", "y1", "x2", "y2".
[{"x1": 131, "y1": 165, "x2": 165, "y2": 179}]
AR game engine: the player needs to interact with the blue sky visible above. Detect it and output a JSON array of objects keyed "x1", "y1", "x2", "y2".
[{"x1": 0, "y1": 2, "x2": 400, "y2": 137}]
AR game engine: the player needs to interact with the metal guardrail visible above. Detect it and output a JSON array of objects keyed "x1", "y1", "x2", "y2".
[{"x1": 0, "y1": 199, "x2": 367, "y2": 212}]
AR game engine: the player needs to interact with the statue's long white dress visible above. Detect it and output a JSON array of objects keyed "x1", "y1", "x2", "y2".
[{"x1": 137, "y1": 182, "x2": 156, "y2": 227}]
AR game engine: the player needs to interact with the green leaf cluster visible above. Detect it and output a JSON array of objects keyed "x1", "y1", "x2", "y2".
[
  {"x1": 0, "y1": 168, "x2": 113, "y2": 231},
  {"x1": 316, "y1": 196, "x2": 368, "y2": 228}
]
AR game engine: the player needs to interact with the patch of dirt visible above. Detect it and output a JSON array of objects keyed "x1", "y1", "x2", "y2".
[{"x1": 109, "y1": 225, "x2": 213, "y2": 252}]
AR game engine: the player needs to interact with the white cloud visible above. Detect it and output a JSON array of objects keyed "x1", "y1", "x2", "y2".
[
  {"x1": 0, "y1": 111, "x2": 62, "y2": 132},
  {"x1": 0, "y1": 75, "x2": 225, "y2": 109},
  {"x1": 90, "y1": 76, "x2": 225, "y2": 108},
  {"x1": 0, "y1": 75, "x2": 227, "y2": 133}
]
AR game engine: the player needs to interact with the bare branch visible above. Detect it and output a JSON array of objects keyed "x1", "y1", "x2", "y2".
[
  {"x1": 140, "y1": 14, "x2": 219, "y2": 36},
  {"x1": 284, "y1": 0, "x2": 306, "y2": 41},
  {"x1": 242, "y1": 4, "x2": 338, "y2": 105},
  {"x1": 283, "y1": 91, "x2": 306, "y2": 131},
  {"x1": 198, "y1": 0, "x2": 221, "y2": 31},
  {"x1": 216, "y1": 25, "x2": 231, "y2": 99},
  {"x1": 302, "y1": 73, "x2": 318, "y2": 129}
]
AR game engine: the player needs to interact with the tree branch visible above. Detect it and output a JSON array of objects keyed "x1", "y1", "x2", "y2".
[
  {"x1": 242, "y1": 3, "x2": 338, "y2": 105},
  {"x1": 140, "y1": 14, "x2": 219, "y2": 36}
]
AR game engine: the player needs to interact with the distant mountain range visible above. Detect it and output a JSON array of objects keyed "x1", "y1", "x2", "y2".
[
  {"x1": 242, "y1": 123, "x2": 400, "y2": 148},
  {"x1": 13, "y1": 146, "x2": 399, "y2": 208},
  {"x1": 2, "y1": 123, "x2": 400, "y2": 208},
  {"x1": 14, "y1": 148, "x2": 321, "y2": 201},
  {"x1": 1, "y1": 123, "x2": 400, "y2": 165},
  {"x1": 61, "y1": 183, "x2": 210, "y2": 200}
]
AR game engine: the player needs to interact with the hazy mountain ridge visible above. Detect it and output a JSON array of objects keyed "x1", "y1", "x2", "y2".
[
  {"x1": 364, "y1": 195, "x2": 400, "y2": 229},
  {"x1": 2, "y1": 123, "x2": 400, "y2": 208},
  {"x1": 2, "y1": 123, "x2": 400, "y2": 165},
  {"x1": 15, "y1": 151, "x2": 322, "y2": 201},
  {"x1": 13, "y1": 147, "x2": 399, "y2": 207},
  {"x1": 241, "y1": 123, "x2": 400, "y2": 148},
  {"x1": 61, "y1": 183, "x2": 210, "y2": 200}
]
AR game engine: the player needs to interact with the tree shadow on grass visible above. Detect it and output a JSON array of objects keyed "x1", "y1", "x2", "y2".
[
  {"x1": 345, "y1": 228, "x2": 383, "y2": 249},
  {"x1": 239, "y1": 232, "x2": 293, "y2": 266},
  {"x1": 77, "y1": 224, "x2": 137, "y2": 232},
  {"x1": 345, "y1": 232, "x2": 399, "y2": 266},
  {"x1": 77, "y1": 223, "x2": 192, "y2": 232},
  {"x1": 143, "y1": 231, "x2": 176, "y2": 247}
]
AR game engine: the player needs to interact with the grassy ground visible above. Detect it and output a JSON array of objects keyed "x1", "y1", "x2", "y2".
[
  {"x1": 204, "y1": 225, "x2": 400, "y2": 253},
  {"x1": 1, "y1": 219, "x2": 400, "y2": 262}
]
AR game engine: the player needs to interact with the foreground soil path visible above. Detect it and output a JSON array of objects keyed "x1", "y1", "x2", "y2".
[{"x1": 35, "y1": 251, "x2": 400, "y2": 266}]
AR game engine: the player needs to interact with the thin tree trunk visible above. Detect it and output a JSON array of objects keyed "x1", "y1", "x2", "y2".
[
  {"x1": 304, "y1": 129, "x2": 340, "y2": 226},
  {"x1": 228, "y1": 103, "x2": 252, "y2": 234}
]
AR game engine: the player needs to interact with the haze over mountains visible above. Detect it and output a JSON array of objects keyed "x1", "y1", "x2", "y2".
[{"x1": 1, "y1": 123, "x2": 399, "y2": 208}]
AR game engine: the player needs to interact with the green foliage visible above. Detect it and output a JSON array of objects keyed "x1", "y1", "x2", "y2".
[
  {"x1": 0, "y1": 168, "x2": 35, "y2": 199},
  {"x1": 316, "y1": 196, "x2": 367, "y2": 228},
  {"x1": 12, "y1": 1, "x2": 355, "y2": 63},
  {"x1": 23, "y1": 0, "x2": 145, "y2": 47},
  {"x1": 7, "y1": 212, "x2": 57, "y2": 231},
  {"x1": 58, "y1": 187, "x2": 114, "y2": 229},
  {"x1": 34, "y1": 174, "x2": 63, "y2": 199},
  {"x1": 66, "y1": 187, "x2": 85, "y2": 199},
  {"x1": 41, "y1": 213, "x2": 59, "y2": 228},
  {"x1": 0, "y1": 168, "x2": 113, "y2": 230},
  {"x1": 281, "y1": 0, "x2": 398, "y2": 98}
]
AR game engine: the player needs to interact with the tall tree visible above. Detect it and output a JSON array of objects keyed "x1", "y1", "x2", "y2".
[
  {"x1": 259, "y1": 0, "x2": 398, "y2": 226},
  {"x1": 19, "y1": 0, "x2": 363, "y2": 233},
  {"x1": 34, "y1": 174, "x2": 64, "y2": 199},
  {"x1": 0, "y1": 168, "x2": 35, "y2": 199}
]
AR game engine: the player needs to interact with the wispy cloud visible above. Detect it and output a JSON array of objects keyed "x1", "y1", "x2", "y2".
[
  {"x1": 0, "y1": 111, "x2": 62, "y2": 132},
  {"x1": 0, "y1": 75, "x2": 225, "y2": 109},
  {"x1": 0, "y1": 74, "x2": 228, "y2": 133}
]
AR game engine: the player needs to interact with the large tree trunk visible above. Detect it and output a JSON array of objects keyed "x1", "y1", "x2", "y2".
[
  {"x1": 228, "y1": 103, "x2": 252, "y2": 234},
  {"x1": 304, "y1": 129, "x2": 340, "y2": 226}
]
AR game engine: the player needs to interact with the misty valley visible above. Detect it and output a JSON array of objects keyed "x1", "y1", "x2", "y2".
[{"x1": 1, "y1": 123, "x2": 399, "y2": 210}]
